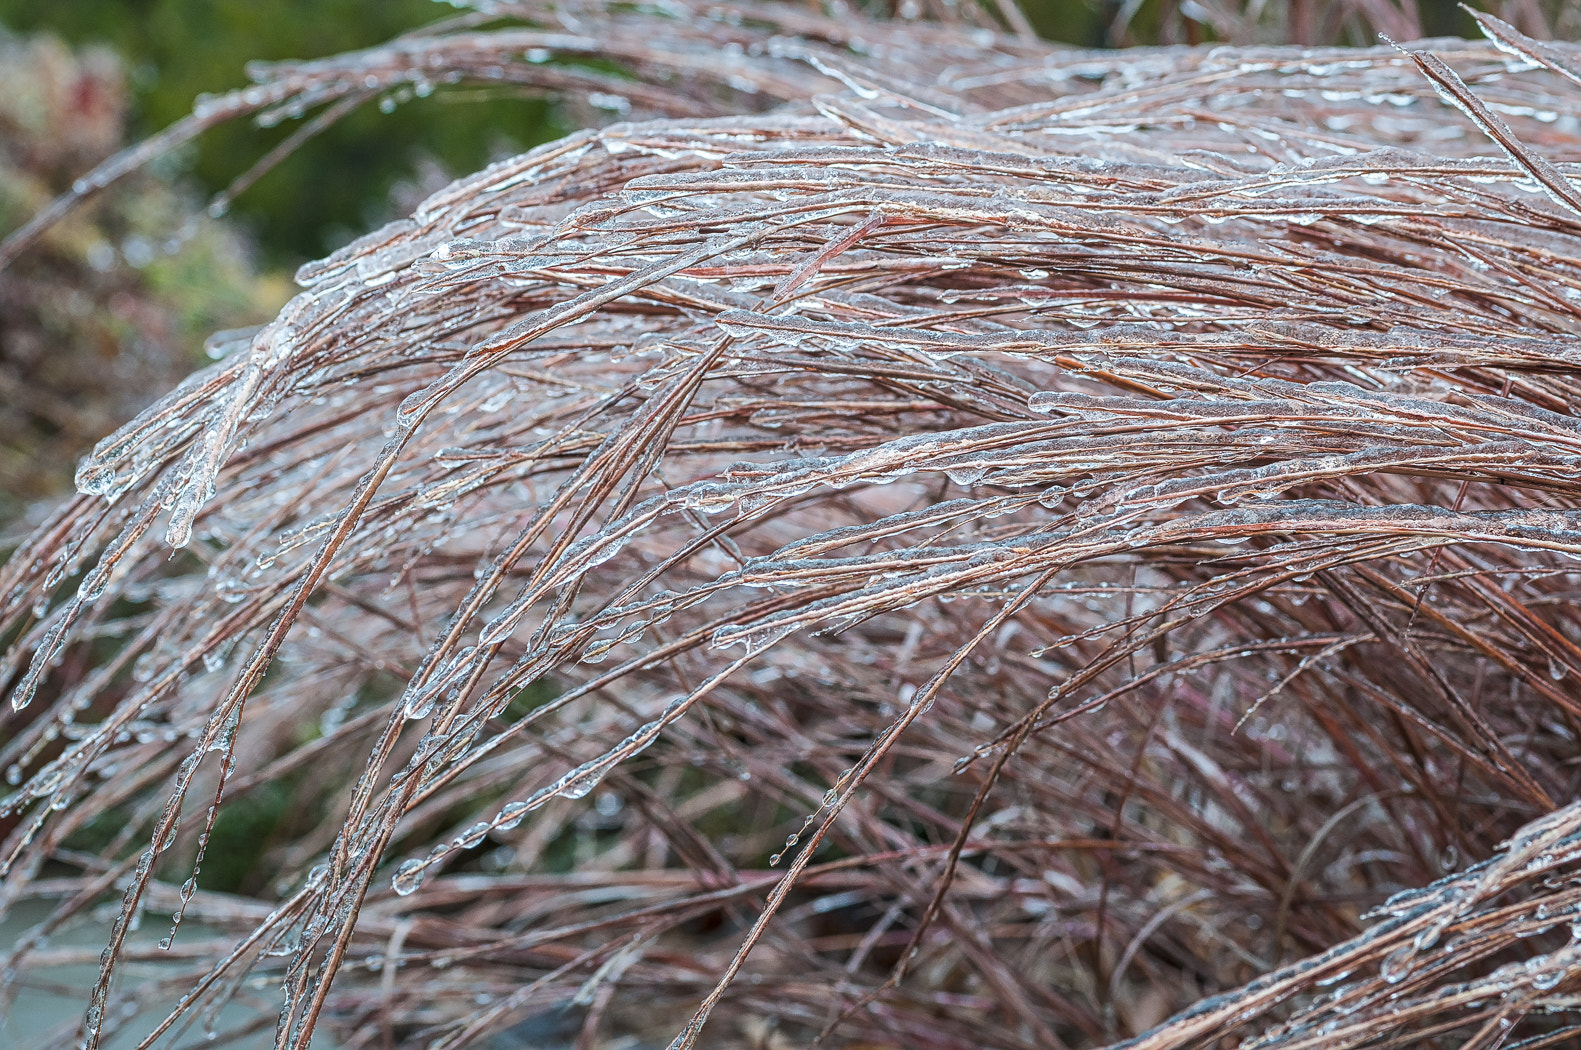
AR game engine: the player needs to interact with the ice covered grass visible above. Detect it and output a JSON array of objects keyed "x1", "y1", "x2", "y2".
[{"x1": 6, "y1": 3, "x2": 1581, "y2": 1048}]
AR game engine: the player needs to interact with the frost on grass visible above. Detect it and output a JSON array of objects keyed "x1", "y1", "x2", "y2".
[{"x1": 7, "y1": 3, "x2": 1581, "y2": 1049}]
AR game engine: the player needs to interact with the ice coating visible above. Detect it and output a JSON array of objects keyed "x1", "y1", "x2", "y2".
[{"x1": 6, "y1": 4, "x2": 1581, "y2": 1050}]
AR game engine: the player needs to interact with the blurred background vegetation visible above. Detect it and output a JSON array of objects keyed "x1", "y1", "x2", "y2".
[{"x1": 0, "y1": 0, "x2": 564, "y2": 267}]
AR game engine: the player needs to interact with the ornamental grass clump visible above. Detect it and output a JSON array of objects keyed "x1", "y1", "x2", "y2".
[{"x1": 6, "y1": 2, "x2": 1581, "y2": 1048}]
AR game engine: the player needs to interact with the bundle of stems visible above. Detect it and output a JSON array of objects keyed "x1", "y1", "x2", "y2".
[{"x1": 6, "y1": 3, "x2": 1581, "y2": 1048}]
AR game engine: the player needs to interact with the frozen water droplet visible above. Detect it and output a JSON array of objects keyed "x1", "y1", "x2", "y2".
[
  {"x1": 397, "y1": 387, "x2": 438, "y2": 429},
  {"x1": 76, "y1": 571, "x2": 108, "y2": 605},
  {"x1": 391, "y1": 859, "x2": 425, "y2": 896},
  {"x1": 945, "y1": 466, "x2": 985, "y2": 486},
  {"x1": 456, "y1": 822, "x2": 490, "y2": 849},
  {"x1": 402, "y1": 683, "x2": 438, "y2": 720},
  {"x1": 558, "y1": 766, "x2": 607, "y2": 800},
  {"x1": 1412, "y1": 917, "x2": 1448, "y2": 953},
  {"x1": 1380, "y1": 945, "x2": 1414, "y2": 984}
]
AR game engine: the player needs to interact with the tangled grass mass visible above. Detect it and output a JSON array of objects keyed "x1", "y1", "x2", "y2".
[{"x1": 9, "y1": 2, "x2": 1581, "y2": 1047}]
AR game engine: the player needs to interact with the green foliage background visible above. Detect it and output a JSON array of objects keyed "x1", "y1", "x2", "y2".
[{"x1": 0, "y1": 0, "x2": 563, "y2": 267}]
